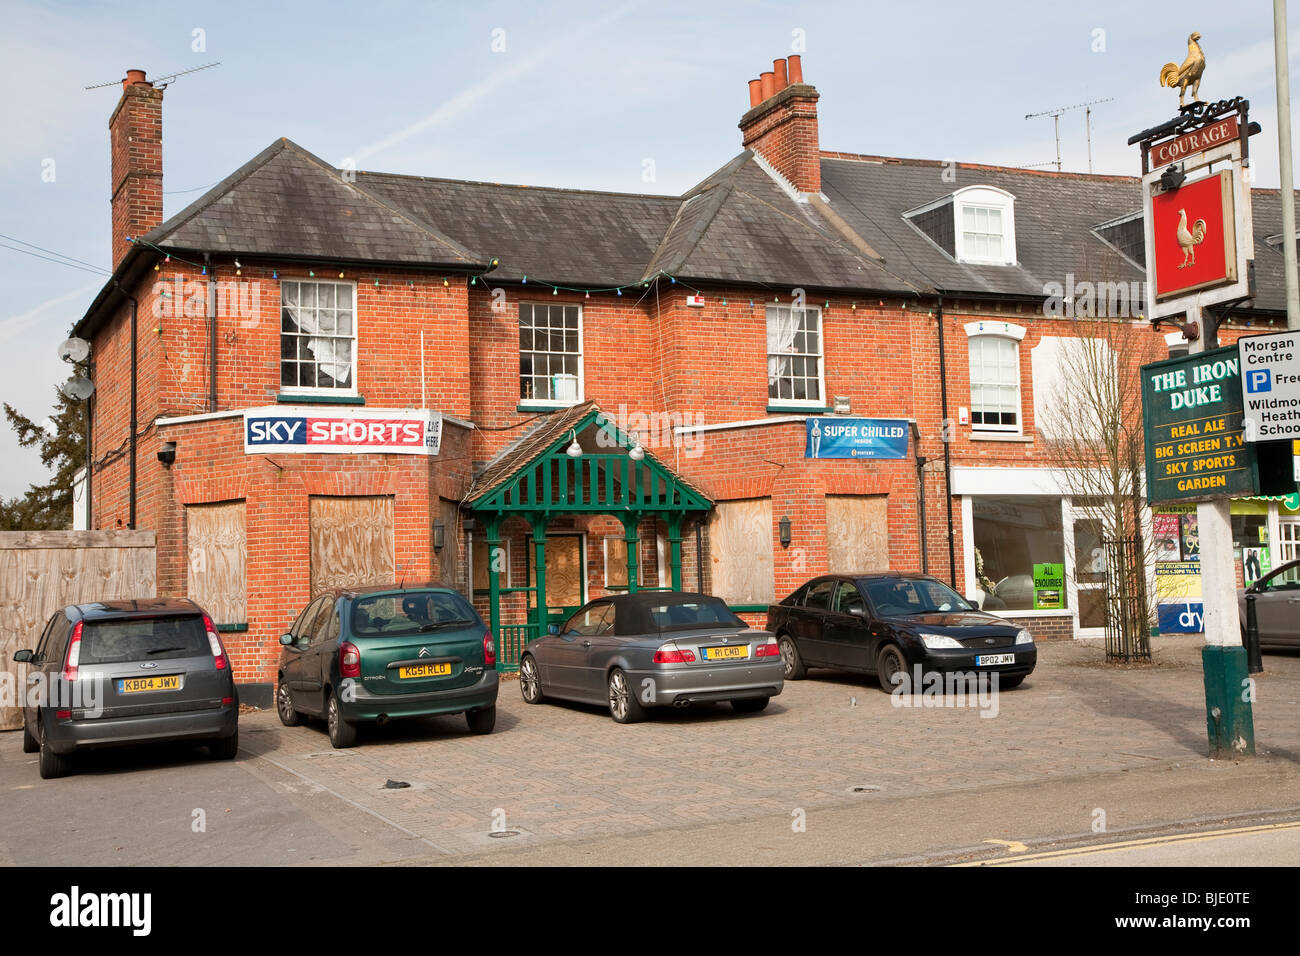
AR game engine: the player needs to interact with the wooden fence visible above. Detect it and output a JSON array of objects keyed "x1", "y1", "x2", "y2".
[{"x1": 0, "y1": 531, "x2": 156, "y2": 730}]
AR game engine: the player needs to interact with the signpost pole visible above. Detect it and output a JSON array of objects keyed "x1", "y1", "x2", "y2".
[
  {"x1": 1187, "y1": 301, "x2": 1256, "y2": 758},
  {"x1": 1275, "y1": 0, "x2": 1300, "y2": 329}
]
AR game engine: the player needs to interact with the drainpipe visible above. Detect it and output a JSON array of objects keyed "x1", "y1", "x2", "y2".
[
  {"x1": 206, "y1": 253, "x2": 217, "y2": 412},
  {"x1": 910, "y1": 420, "x2": 927, "y2": 575},
  {"x1": 111, "y1": 280, "x2": 139, "y2": 529},
  {"x1": 695, "y1": 522, "x2": 704, "y2": 592},
  {"x1": 935, "y1": 295, "x2": 956, "y2": 588}
]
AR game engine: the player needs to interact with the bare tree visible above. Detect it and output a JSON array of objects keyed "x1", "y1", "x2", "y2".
[{"x1": 1038, "y1": 289, "x2": 1163, "y2": 661}]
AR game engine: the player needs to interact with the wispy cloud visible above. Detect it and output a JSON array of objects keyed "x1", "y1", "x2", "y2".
[
  {"x1": 0, "y1": 282, "x2": 101, "y2": 344},
  {"x1": 351, "y1": 0, "x2": 644, "y2": 164}
]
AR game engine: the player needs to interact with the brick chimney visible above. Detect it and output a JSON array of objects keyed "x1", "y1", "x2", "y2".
[
  {"x1": 739, "y1": 55, "x2": 820, "y2": 193},
  {"x1": 110, "y1": 69, "x2": 164, "y2": 268}
]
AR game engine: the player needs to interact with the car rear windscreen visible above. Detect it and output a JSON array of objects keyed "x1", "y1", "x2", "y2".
[
  {"x1": 80, "y1": 616, "x2": 209, "y2": 665},
  {"x1": 351, "y1": 591, "x2": 480, "y2": 636},
  {"x1": 647, "y1": 600, "x2": 745, "y2": 630}
]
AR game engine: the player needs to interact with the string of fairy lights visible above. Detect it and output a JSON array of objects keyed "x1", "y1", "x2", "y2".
[{"x1": 126, "y1": 236, "x2": 883, "y2": 312}]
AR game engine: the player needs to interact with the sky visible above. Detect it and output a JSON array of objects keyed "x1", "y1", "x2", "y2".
[{"x1": 0, "y1": 0, "x2": 1296, "y2": 498}]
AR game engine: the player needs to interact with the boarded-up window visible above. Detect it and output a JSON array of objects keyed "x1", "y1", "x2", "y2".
[
  {"x1": 708, "y1": 499, "x2": 774, "y2": 605},
  {"x1": 604, "y1": 534, "x2": 667, "y2": 588},
  {"x1": 825, "y1": 495, "x2": 890, "y2": 573},
  {"x1": 309, "y1": 496, "x2": 395, "y2": 596},
  {"x1": 471, "y1": 535, "x2": 511, "y2": 591},
  {"x1": 186, "y1": 501, "x2": 247, "y2": 625}
]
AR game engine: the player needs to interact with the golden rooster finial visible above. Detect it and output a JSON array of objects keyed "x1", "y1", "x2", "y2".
[{"x1": 1160, "y1": 31, "x2": 1206, "y2": 108}]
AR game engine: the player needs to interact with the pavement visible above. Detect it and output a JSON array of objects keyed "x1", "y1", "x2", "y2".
[{"x1": 2, "y1": 636, "x2": 1298, "y2": 866}]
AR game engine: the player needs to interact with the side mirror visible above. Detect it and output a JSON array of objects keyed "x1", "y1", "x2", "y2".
[
  {"x1": 548, "y1": 624, "x2": 560, "y2": 636},
  {"x1": 12, "y1": 649, "x2": 32, "y2": 663},
  {"x1": 848, "y1": 606, "x2": 867, "y2": 618},
  {"x1": 279, "y1": 633, "x2": 295, "y2": 646}
]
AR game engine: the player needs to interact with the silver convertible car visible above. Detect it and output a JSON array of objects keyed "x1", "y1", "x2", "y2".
[{"x1": 518, "y1": 592, "x2": 784, "y2": 723}]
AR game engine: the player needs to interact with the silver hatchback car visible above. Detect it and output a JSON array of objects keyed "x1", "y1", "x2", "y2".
[
  {"x1": 12, "y1": 599, "x2": 239, "y2": 779},
  {"x1": 518, "y1": 592, "x2": 784, "y2": 722}
]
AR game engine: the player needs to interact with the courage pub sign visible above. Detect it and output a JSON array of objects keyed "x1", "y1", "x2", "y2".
[{"x1": 1142, "y1": 346, "x2": 1260, "y2": 503}]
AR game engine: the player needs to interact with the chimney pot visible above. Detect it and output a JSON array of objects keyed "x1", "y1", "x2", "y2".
[
  {"x1": 122, "y1": 69, "x2": 148, "y2": 90},
  {"x1": 748, "y1": 79, "x2": 762, "y2": 108},
  {"x1": 773, "y1": 58, "x2": 788, "y2": 92},
  {"x1": 759, "y1": 71, "x2": 775, "y2": 101},
  {"x1": 788, "y1": 55, "x2": 803, "y2": 84}
]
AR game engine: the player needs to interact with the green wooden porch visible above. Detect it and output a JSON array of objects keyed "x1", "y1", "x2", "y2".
[{"x1": 465, "y1": 402, "x2": 712, "y2": 671}]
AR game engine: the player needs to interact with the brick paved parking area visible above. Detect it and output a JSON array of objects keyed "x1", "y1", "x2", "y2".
[{"x1": 2, "y1": 637, "x2": 1297, "y2": 865}]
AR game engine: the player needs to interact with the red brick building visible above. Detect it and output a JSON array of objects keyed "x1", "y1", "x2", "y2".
[{"x1": 74, "y1": 58, "x2": 1299, "y2": 701}]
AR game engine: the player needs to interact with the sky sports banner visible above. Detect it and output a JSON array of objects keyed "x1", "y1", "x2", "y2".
[
  {"x1": 805, "y1": 418, "x2": 909, "y2": 459},
  {"x1": 244, "y1": 407, "x2": 442, "y2": 455}
]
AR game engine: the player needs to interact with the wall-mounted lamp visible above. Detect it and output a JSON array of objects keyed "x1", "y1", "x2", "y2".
[
  {"x1": 432, "y1": 519, "x2": 446, "y2": 553},
  {"x1": 628, "y1": 430, "x2": 645, "y2": 461},
  {"x1": 565, "y1": 429, "x2": 583, "y2": 458},
  {"x1": 778, "y1": 514, "x2": 792, "y2": 549},
  {"x1": 157, "y1": 441, "x2": 177, "y2": 467}
]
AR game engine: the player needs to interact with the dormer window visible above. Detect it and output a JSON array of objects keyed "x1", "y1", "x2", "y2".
[
  {"x1": 953, "y1": 186, "x2": 1017, "y2": 265},
  {"x1": 904, "y1": 185, "x2": 1018, "y2": 267}
]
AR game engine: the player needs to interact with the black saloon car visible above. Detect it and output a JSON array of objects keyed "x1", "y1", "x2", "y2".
[{"x1": 766, "y1": 573, "x2": 1037, "y2": 692}]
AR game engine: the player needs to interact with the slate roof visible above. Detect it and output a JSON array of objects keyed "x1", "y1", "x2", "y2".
[
  {"x1": 75, "y1": 134, "x2": 1300, "y2": 339},
  {"x1": 819, "y1": 153, "x2": 1298, "y2": 314}
]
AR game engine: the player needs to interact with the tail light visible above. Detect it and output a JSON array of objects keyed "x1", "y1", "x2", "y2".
[
  {"x1": 339, "y1": 641, "x2": 361, "y2": 679},
  {"x1": 202, "y1": 614, "x2": 228, "y2": 670},
  {"x1": 755, "y1": 638, "x2": 780, "y2": 658},
  {"x1": 62, "y1": 621, "x2": 83, "y2": 681},
  {"x1": 483, "y1": 630, "x2": 496, "y2": 668},
  {"x1": 653, "y1": 642, "x2": 696, "y2": 664}
]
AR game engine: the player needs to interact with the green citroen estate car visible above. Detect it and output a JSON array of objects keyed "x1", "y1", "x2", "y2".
[{"x1": 276, "y1": 585, "x2": 499, "y2": 748}]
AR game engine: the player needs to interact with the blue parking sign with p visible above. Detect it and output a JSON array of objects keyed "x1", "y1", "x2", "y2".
[{"x1": 1246, "y1": 369, "x2": 1272, "y2": 393}]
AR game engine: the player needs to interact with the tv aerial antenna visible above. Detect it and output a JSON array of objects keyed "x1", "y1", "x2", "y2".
[
  {"x1": 1024, "y1": 97, "x2": 1115, "y2": 173},
  {"x1": 84, "y1": 61, "x2": 222, "y2": 91}
]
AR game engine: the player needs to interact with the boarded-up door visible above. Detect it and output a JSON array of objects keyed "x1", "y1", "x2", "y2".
[
  {"x1": 187, "y1": 501, "x2": 247, "y2": 625},
  {"x1": 0, "y1": 530, "x2": 156, "y2": 730},
  {"x1": 825, "y1": 495, "x2": 890, "y2": 573},
  {"x1": 309, "y1": 496, "x2": 395, "y2": 595},
  {"x1": 708, "y1": 499, "x2": 774, "y2": 605},
  {"x1": 543, "y1": 535, "x2": 584, "y2": 610},
  {"x1": 436, "y1": 498, "x2": 460, "y2": 587}
]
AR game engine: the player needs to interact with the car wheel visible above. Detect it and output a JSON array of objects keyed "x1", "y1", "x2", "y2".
[
  {"x1": 210, "y1": 730, "x2": 239, "y2": 760},
  {"x1": 326, "y1": 692, "x2": 358, "y2": 749},
  {"x1": 731, "y1": 696, "x2": 770, "y2": 714},
  {"x1": 37, "y1": 720, "x2": 69, "y2": 780},
  {"x1": 779, "y1": 635, "x2": 806, "y2": 679},
  {"x1": 608, "y1": 667, "x2": 646, "y2": 724},
  {"x1": 999, "y1": 675, "x2": 1025, "y2": 689},
  {"x1": 518, "y1": 654, "x2": 545, "y2": 704},
  {"x1": 276, "y1": 680, "x2": 302, "y2": 727},
  {"x1": 22, "y1": 720, "x2": 38, "y2": 754},
  {"x1": 876, "y1": 644, "x2": 909, "y2": 694},
  {"x1": 466, "y1": 705, "x2": 496, "y2": 735}
]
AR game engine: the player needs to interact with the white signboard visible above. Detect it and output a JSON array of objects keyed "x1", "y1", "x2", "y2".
[
  {"x1": 243, "y1": 406, "x2": 442, "y2": 455},
  {"x1": 1239, "y1": 330, "x2": 1300, "y2": 443}
]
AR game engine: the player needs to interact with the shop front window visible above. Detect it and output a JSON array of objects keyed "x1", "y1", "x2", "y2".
[{"x1": 972, "y1": 496, "x2": 1065, "y2": 611}]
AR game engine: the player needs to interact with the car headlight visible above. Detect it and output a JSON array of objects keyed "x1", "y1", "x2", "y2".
[
  {"x1": 1015, "y1": 628, "x2": 1034, "y2": 645},
  {"x1": 919, "y1": 633, "x2": 963, "y2": 649}
]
